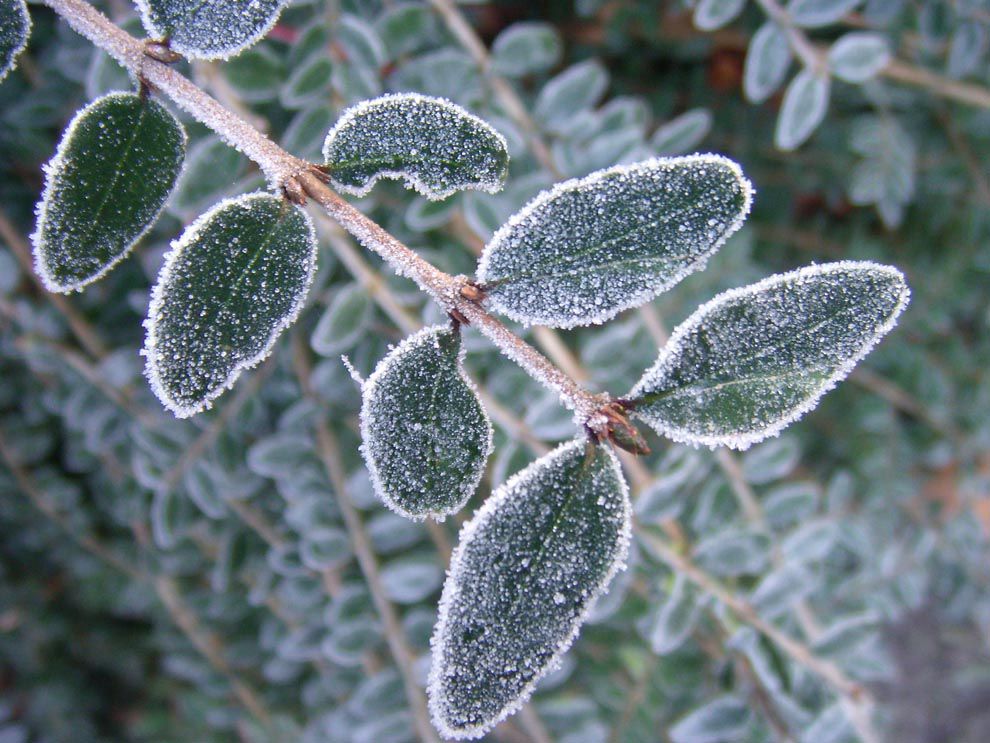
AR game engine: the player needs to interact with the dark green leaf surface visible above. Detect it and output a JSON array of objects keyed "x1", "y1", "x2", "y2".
[
  {"x1": 628, "y1": 261, "x2": 910, "y2": 449},
  {"x1": 360, "y1": 326, "x2": 492, "y2": 520},
  {"x1": 429, "y1": 439, "x2": 631, "y2": 739},
  {"x1": 477, "y1": 155, "x2": 753, "y2": 328},
  {"x1": 136, "y1": 0, "x2": 290, "y2": 60},
  {"x1": 32, "y1": 93, "x2": 185, "y2": 293},
  {"x1": 0, "y1": 0, "x2": 29, "y2": 82},
  {"x1": 145, "y1": 193, "x2": 317, "y2": 417},
  {"x1": 322, "y1": 93, "x2": 509, "y2": 200}
]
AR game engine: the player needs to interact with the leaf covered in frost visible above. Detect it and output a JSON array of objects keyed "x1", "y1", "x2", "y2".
[
  {"x1": 0, "y1": 0, "x2": 29, "y2": 82},
  {"x1": 136, "y1": 0, "x2": 290, "y2": 60},
  {"x1": 476, "y1": 155, "x2": 752, "y2": 328},
  {"x1": 775, "y1": 68, "x2": 830, "y2": 151},
  {"x1": 744, "y1": 22, "x2": 793, "y2": 103},
  {"x1": 322, "y1": 93, "x2": 509, "y2": 200},
  {"x1": 32, "y1": 93, "x2": 185, "y2": 293},
  {"x1": 145, "y1": 193, "x2": 317, "y2": 417},
  {"x1": 360, "y1": 326, "x2": 493, "y2": 520},
  {"x1": 627, "y1": 261, "x2": 910, "y2": 449},
  {"x1": 429, "y1": 439, "x2": 631, "y2": 739}
]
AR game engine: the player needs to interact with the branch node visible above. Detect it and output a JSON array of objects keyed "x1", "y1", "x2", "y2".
[
  {"x1": 282, "y1": 176, "x2": 308, "y2": 206},
  {"x1": 143, "y1": 39, "x2": 182, "y2": 64},
  {"x1": 459, "y1": 280, "x2": 486, "y2": 303}
]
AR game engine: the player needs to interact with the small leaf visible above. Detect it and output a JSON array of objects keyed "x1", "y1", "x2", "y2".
[
  {"x1": 669, "y1": 695, "x2": 751, "y2": 743},
  {"x1": 136, "y1": 0, "x2": 290, "y2": 60},
  {"x1": 947, "y1": 21, "x2": 988, "y2": 79},
  {"x1": 649, "y1": 573, "x2": 702, "y2": 655},
  {"x1": 787, "y1": 0, "x2": 862, "y2": 28},
  {"x1": 360, "y1": 326, "x2": 493, "y2": 520},
  {"x1": 828, "y1": 32, "x2": 891, "y2": 83},
  {"x1": 310, "y1": 283, "x2": 374, "y2": 357},
  {"x1": 534, "y1": 59, "x2": 609, "y2": 134},
  {"x1": 429, "y1": 439, "x2": 631, "y2": 739},
  {"x1": 627, "y1": 261, "x2": 910, "y2": 450},
  {"x1": 694, "y1": 0, "x2": 747, "y2": 31},
  {"x1": 477, "y1": 155, "x2": 753, "y2": 328},
  {"x1": 144, "y1": 193, "x2": 317, "y2": 417},
  {"x1": 32, "y1": 92, "x2": 186, "y2": 293},
  {"x1": 774, "y1": 68, "x2": 830, "y2": 151},
  {"x1": 322, "y1": 93, "x2": 508, "y2": 200},
  {"x1": 744, "y1": 22, "x2": 793, "y2": 103},
  {"x1": 0, "y1": 0, "x2": 29, "y2": 82},
  {"x1": 650, "y1": 108, "x2": 713, "y2": 156},
  {"x1": 491, "y1": 22, "x2": 563, "y2": 77}
]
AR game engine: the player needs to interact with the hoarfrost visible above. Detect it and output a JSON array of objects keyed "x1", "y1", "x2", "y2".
[
  {"x1": 628, "y1": 261, "x2": 910, "y2": 450},
  {"x1": 428, "y1": 439, "x2": 631, "y2": 739},
  {"x1": 136, "y1": 0, "x2": 290, "y2": 60},
  {"x1": 144, "y1": 193, "x2": 317, "y2": 417},
  {"x1": 476, "y1": 154, "x2": 753, "y2": 329},
  {"x1": 32, "y1": 92, "x2": 186, "y2": 293},
  {"x1": 0, "y1": 0, "x2": 29, "y2": 82},
  {"x1": 322, "y1": 93, "x2": 509, "y2": 200},
  {"x1": 360, "y1": 326, "x2": 493, "y2": 520}
]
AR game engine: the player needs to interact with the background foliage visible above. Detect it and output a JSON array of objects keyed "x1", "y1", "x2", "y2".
[{"x1": 1, "y1": 0, "x2": 989, "y2": 741}]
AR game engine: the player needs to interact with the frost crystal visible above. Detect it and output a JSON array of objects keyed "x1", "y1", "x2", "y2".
[
  {"x1": 627, "y1": 261, "x2": 910, "y2": 450},
  {"x1": 136, "y1": 0, "x2": 290, "y2": 60},
  {"x1": 144, "y1": 193, "x2": 317, "y2": 417},
  {"x1": 429, "y1": 439, "x2": 631, "y2": 739},
  {"x1": 32, "y1": 93, "x2": 186, "y2": 293},
  {"x1": 322, "y1": 93, "x2": 509, "y2": 200},
  {"x1": 0, "y1": 0, "x2": 29, "y2": 82},
  {"x1": 476, "y1": 155, "x2": 753, "y2": 329},
  {"x1": 360, "y1": 326, "x2": 493, "y2": 520}
]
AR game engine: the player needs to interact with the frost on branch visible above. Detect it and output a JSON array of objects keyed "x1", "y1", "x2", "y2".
[
  {"x1": 429, "y1": 439, "x2": 631, "y2": 739},
  {"x1": 627, "y1": 261, "x2": 910, "y2": 450},
  {"x1": 360, "y1": 326, "x2": 493, "y2": 520},
  {"x1": 32, "y1": 93, "x2": 186, "y2": 293},
  {"x1": 0, "y1": 0, "x2": 29, "y2": 82},
  {"x1": 144, "y1": 193, "x2": 317, "y2": 418},
  {"x1": 136, "y1": 0, "x2": 290, "y2": 60},
  {"x1": 476, "y1": 155, "x2": 753, "y2": 329},
  {"x1": 321, "y1": 93, "x2": 509, "y2": 200}
]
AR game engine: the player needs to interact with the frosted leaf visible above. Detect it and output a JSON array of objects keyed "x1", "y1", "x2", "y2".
[
  {"x1": 744, "y1": 22, "x2": 793, "y2": 104},
  {"x1": 788, "y1": 0, "x2": 863, "y2": 29},
  {"x1": 428, "y1": 439, "x2": 631, "y2": 739},
  {"x1": 775, "y1": 68, "x2": 830, "y2": 151},
  {"x1": 322, "y1": 93, "x2": 509, "y2": 200},
  {"x1": 693, "y1": 0, "x2": 747, "y2": 31},
  {"x1": 477, "y1": 155, "x2": 753, "y2": 329},
  {"x1": 144, "y1": 193, "x2": 317, "y2": 417},
  {"x1": 627, "y1": 261, "x2": 911, "y2": 450},
  {"x1": 651, "y1": 108, "x2": 714, "y2": 156},
  {"x1": 649, "y1": 573, "x2": 701, "y2": 655},
  {"x1": 669, "y1": 695, "x2": 751, "y2": 743},
  {"x1": 135, "y1": 0, "x2": 290, "y2": 60},
  {"x1": 360, "y1": 326, "x2": 493, "y2": 520},
  {"x1": 827, "y1": 32, "x2": 891, "y2": 83},
  {"x1": 0, "y1": 0, "x2": 29, "y2": 83},
  {"x1": 32, "y1": 92, "x2": 186, "y2": 293}
]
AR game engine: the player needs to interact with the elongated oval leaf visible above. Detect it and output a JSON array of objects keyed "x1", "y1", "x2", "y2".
[
  {"x1": 136, "y1": 0, "x2": 290, "y2": 60},
  {"x1": 32, "y1": 92, "x2": 186, "y2": 293},
  {"x1": 774, "y1": 68, "x2": 830, "y2": 151},
  {"x1": 788, "y1": 0, "x2": 862, "y2": 28},
  {"x1": 145, "y1": 193, "x2": 317, "y2": 417},
  {"x1": 651, "y1": 108, "x2": 713, "y2": 156},
  {"x1": 360, "y1": 326, "x2": 493, "y2": 520},
  {"x1": 429, "y1": 439, "x2": 631, "y2": 739},
  {"x1": 491, "y1": 22, "x2": 563, "y2": 77},
  {"x1": 477, "y1": 155, "x2": 753, "y2": 328},
  {"x1": 694, "y1": 0, "x2": 747, "y2": 31},
  {"x1": 627, "y1": 261, "x2": 910, "y2": 449},
  {"x1": 322, "y1": 93, "x2": 509, "y2": 200},
  {"x1": 0, "y1": 0, "x2": 29, "y2": 82},
  {"x1": 744, "y1": 22, "x2": 793, "y2": 103},
  {"x1": 828, "y1": 32, "x2": 891, "y2": 83}
]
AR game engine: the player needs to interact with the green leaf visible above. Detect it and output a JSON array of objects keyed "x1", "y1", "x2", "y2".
[
  {"x1": 0, "y1": 0, "x2": 29, "y2": 83},
  {"x1": 310, "y1": 283, "x2": 374, "y2": 357},
  {"x1": 787, "y1": 0, "x2": 862, "y2": 28},
  {"x1": 322, "y1": 93, "x2": 509, "y2": 200},
  {"x1": 650, "y1": 108, "x2": 713, "y2": 156},
  {"x1": 774, "y1": 68, "x2": 830, "y2": 151},
  {"x1": 136, "y1": 0, "x2": 290, "y2": 60},
  {"x1": 280, "y1": 54, "x2": 333, "y2": 109},
  {"x1": 828, "y1": 32, "x2": 891, "y2": 83},
  {"x1": 477, "y1": 155, "x2": 753, "y2": 328},
  {"x1": 670, "y1": 695, "x2": 751, "y2": 743},
  {"x1": 360, "y1": 326, "x2": 493, "y2": 520},
  {"x1": 627, "y1": 261, "x2": 910, "y2": 449},
  {"x1": 649, "y1": 573, "x2": 701, "y2": 655},
  {"x1": 693, "y1": 0, "x2": 747, "y2": 31},
  {"x1": 223, "y1": 46, "x2": 285, "y2": 103},
  {"x1": 744, "y1": 22, "x2": 793, "y2": 103},
  {"x1": 534, "y1": 59, "x2": 609, "y2": 134},
  {"x1": 947, "y1": 22, "x2": 988, "y2": 79},
  {"x1": 428, "y1": 439, "x2": 631, "y2": 739},
  {"x1": 491, "y1": 22, "x2": 563, "y2": 77},
  {"x1": 32, "y1": 93, "x2": 186, "y2": 293},
  {"x1": 145, "y1": 193, "x2": 317, "y2": 417}
]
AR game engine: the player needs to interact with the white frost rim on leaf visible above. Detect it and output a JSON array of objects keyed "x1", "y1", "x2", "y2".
[
  {"x1": 142, "y1": 192, "x2": 318, "y2": 418},
  {"x1": 359, "y1": 325, "x2": 494, "y2": 521},
  {"x1": 31, "y1": 92, "x2": 187, "y2": 294},
  {"x1": 321, "y1": 92, "x2": 510, "y2": 200},
  {"x1": 628, "y1": 260, "x2": 911, "y2": 451},
  {"x1": 427, "y1": 438, "x2": 632, "y2": 740},
  {"x1": 135, "y1": 0, "x2": 291, "y2": 60},
  {"x1": 476, "y1": 153, "x2": 754, "y2": 329},
  {"x1": 0, "y1": 0, "x2": 30, "y2": 83}
]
